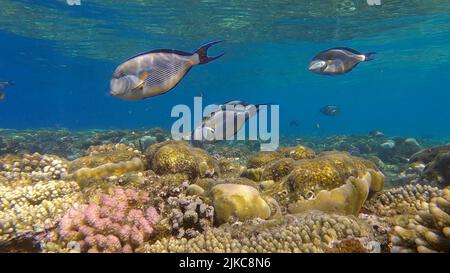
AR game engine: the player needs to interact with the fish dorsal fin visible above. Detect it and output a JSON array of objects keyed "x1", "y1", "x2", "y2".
[
  {"x1": 329, "y1": 47, "x2": 362, "y2": 55},
  {"x1": 126, "y1": 48, "x2": 192, "y2": 62}
]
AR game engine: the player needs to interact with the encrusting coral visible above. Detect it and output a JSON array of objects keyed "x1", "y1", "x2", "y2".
[
  {"x1": 58, "y1": 187, "x2": 160, "y2": 253},
  {"x1": 288, "y1": 171, "x2": 384, "y2": 216},
  {"x1": 138, "y1": 212, "x2": 373, "y2": 253},
  {"x1": 67, "y1": 143, "x2": 143, "y2": 172},
  {"x1": 68, "y1": 157, "x2": 145, "y2": 189},
  {"x1": 390, "y1": 188, "x2": 450, "y2": 253},
  {"x1": 0, "y1": 179, "x2": 82, "y2": 241},
  {"x1": 285, "y1": 152, "x2": 382, "y2": 199},
  {"x1": 209, "y1": 184, "x2": 273, "y2": 224}
]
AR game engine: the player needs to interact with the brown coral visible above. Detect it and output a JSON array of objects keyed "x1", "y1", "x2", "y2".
[
  {"x1": 390, "y1": 189, "x2": 450, "y2": 253},
  {"x1": 138, "y1": 212, "x2": 373, "y2": 253},
  {"x1": 145, "y1": 141, "x2": 219, "y2": 180}
]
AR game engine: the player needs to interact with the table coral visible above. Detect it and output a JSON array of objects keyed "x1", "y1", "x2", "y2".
[
  {"x1": 138, "y1": 212, "x2": 373, "y2": 253},
  {"x1": 58, "y1": 187, "x2": 159, "y2": 253}
]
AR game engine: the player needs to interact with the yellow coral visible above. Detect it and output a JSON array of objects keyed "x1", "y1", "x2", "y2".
[
  {"x1": 146, "y1": 141, "x2": 218, "y2": 180},
  {"x1": 288, "y1": 172, "x2": 383, "y2": 215},
  {"x1": 0, "y1": 179, "x2": 82, "y2": 241},
  {"x1": 285, "y1": 151, "x2": 381, "y2": 200},
  {"x1": 68, "y1": 157, "x2": 145, "y2": 189},
  {"x1": 209, "y1": 184, "x2": 271, "y2": 224},
  {"x1": 390, "y1": 189, "x2": 450, "y2": 253}
]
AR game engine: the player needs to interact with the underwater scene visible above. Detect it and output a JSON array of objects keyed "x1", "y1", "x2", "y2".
[{"x1": 0, "y1": 0, "x2": 450, "y2": 254}]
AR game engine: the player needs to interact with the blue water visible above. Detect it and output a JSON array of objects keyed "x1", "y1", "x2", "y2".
[{"x1": 1, "y1": 0, "x2": 450, "y2": 137}]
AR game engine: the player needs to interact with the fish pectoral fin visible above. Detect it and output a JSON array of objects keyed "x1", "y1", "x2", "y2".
[{"x1": 133, "y1": 81, "x2": 145, "y2": 91}]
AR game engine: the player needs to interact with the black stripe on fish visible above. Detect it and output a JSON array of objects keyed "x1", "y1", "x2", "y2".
[
  {"x1": 327, "y1": 47, "x2": 362, "y2": 55},
  {"x1": 126, "y1": 49, "x2": 192, "y2": 62}
]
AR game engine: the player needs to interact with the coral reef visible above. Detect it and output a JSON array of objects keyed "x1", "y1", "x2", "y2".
[
  {"x1": 390, "y1": 189, "x2": 450, "y2": 253},
  {"x1": 58, "y1": 187, "x2": 159, "y2": 253},
  {"x1": 285, "y1": 152, "x2": 382, "y2": 200},
  {"x1": 289, "y1": 171, "x2": 384, "y2": 216},
  {"x1": 1, "y1": 128, "x2": 449, "y2": 253},
  {"x1": 209, "y1": 184, "x2": 272, "y2": 224},
  {"x1": 364, "y1": 184, "x2": 443, "y2": 218},
  {"x1": 145, "y1": 141, "x2": 219, "y2": 180},
  {"x1": 68, "y1": 157, "x2": 145, "y2": 189},
  {"x1": 1, "y1": 153, "x2": 68, "y2": 183},
  {"x1": 165, "y1": 194, "x2": 214, "y2": 239},
  {"x1": 68, "y1": 143, "x2": 142, "y2": 173},
  {"x1": 0, "y1": 179, "x2": 82, "y2": 241},
  {"x1": 138, "y1": 212, "x2": 373, "y2": 253}
]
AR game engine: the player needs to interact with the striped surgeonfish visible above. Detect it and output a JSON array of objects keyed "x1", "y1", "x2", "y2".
[{"x1": 110, "y1": 41, "x2": 224, "y2": 100}]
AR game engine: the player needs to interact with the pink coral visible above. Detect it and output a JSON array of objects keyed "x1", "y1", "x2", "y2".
[{"x1": 58, "y1": 187, "x2": 159, "y2": 253}]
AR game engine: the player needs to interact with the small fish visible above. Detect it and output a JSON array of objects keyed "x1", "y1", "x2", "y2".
[
  {"x1": 0, "y1": 80, "x2": 13, "y2": 90},
  {"x1": 369, "y1": 130, "x2": 384, "y2": 137},
  {"x1": 320, "y1": 105, "x2": 340, "y2": 116},
  {"x1": 191, "y1": 100, "x2": 261, "y2": 147},
  {"x1": 110, "y1": 41, "x2": 224, "y2": 100},
  {"x1": 309, "y1": 47, "x2": 376, "y2": 75},
  {"x1": 0, "y1": 81, "x2": 13, "y2": 101},
  {"x1": 316, "y1": 123, "x2": 320, "y2": 129},
  {"x1": 289, "y1": 120, "x2": 300, "y2": 127}
]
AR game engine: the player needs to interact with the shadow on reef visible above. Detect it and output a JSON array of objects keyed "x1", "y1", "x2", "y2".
[{"x1": 0, "y1": 129, "x2": 449, "y2": 253}]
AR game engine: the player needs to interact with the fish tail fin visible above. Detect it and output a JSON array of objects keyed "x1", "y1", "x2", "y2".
[
  {"x1": 364, "y1": 52, "x2": 377, "y2": 61},
  {"x1": 196, "y1": 40, "x2": 225, "y2": 64}
]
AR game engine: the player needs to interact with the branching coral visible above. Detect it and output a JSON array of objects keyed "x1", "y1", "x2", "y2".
[
  {"x1": 138, "y1": 212, "x2": 373, "y2": 253},
  {"x1": 0, "y1": 179, "x2": 81, "y2": 241},
  {"x1": 390, "y1": 189, "x2": 450, "y2": 253},
  {"x1": 58, "y1": 187, "x2": 159, "y2": 253},
  {"x1": 165, "y1": 195, "x2": 214, "y2": 239},
  {"x1": 364, "y1": 184, "x2": 443, "y2": 217},
  {"x1": 0, "y1": 153, "x2": 68, "y2": 183}
]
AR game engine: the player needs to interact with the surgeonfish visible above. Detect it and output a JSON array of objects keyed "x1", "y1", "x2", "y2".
[
  {"x1": 320, "y1": 105, "x2": 340, "y2": 116},
  {"x1": 309, "y1": 47, "x2": 376, "y2": 75},
  {"x1": 110, "y1": 41, "x2": 224, "y2": 100},
  {"x1": 191, "y1": 100, "x2": 261, "y2": 147}
]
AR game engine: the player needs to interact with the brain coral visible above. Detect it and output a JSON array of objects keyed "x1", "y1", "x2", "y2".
[
  {"x1": 390, "y1": 188, "x2": 450, "y2": 253},
  {"x1": 285, "y1": 151, "x2": 382, "y2": 200},
  {"x1": 288, "y1": 171, "x2": 384, "y2": 216},
  {"x1": 138, "y1": 212, "x2": 373, "y2": 253},
  {"x1": 145, "y1": 141, "x2": 219, "y2": 180},
  {"x1": 58, "y1": 187, "x2": 159, "y2": 253}
]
